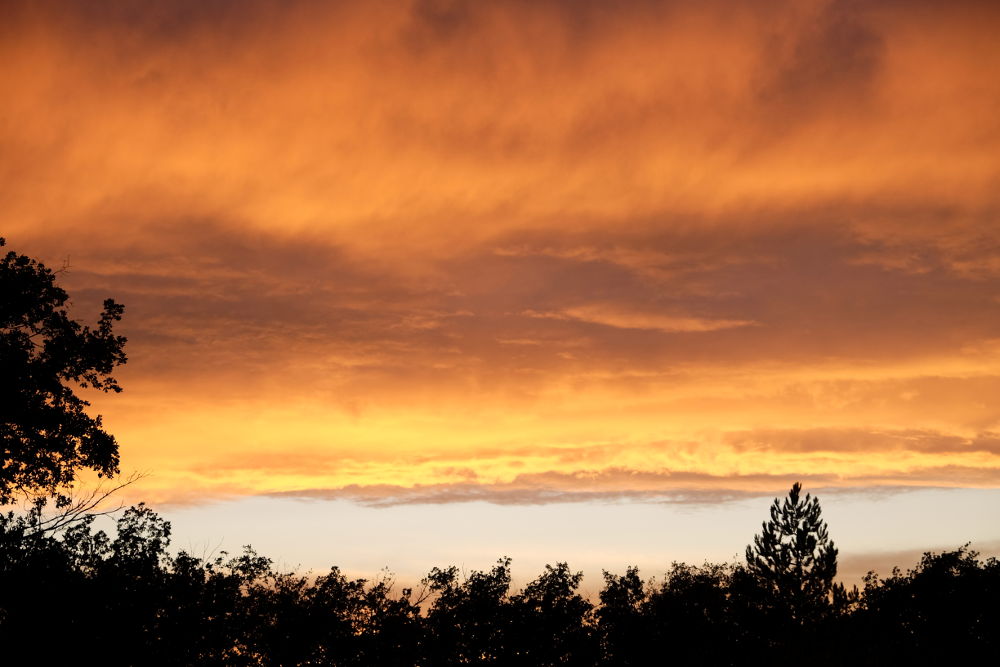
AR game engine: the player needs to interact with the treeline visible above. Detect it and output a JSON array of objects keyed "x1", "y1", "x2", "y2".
[{"x1": 1, "y1": 502, "x2": 997, "y2": 666}]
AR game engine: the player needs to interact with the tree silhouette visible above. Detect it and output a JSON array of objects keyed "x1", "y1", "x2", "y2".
[
  {"x1": 510, "y1": 562, "x2": 597, "y2": 665},
  {"x1": 746, "y1": 482, "x2": 838, "y2": 621},
  {"x1": 597, "y1": 566, "x2": 647, "y2": 665},
  {"x1": 856, "y1": 545, "x2": 1000, "y2": 663},
  {"x1": 2, "y1": 493, "x2": 997, "y2": 664},
  {"x1": 424, "y1": 558, "x2": 514, "y2": 665},
  {"x1": 0, "y1": 237, "x2": 126, "y2": 505}
]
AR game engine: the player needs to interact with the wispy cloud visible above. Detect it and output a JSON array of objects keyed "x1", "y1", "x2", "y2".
[{"x1": 525, "y1": 305, "x2": 756, "y2": 333}]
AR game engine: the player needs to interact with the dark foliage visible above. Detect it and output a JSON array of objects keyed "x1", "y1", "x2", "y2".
[
  {"x1": 509, "y1": 562, "x2": 597, "y2": 665},
  {"x1": 0, "y1": 237, "x2": 127, "y2": 505},
  {"x1": 596, "y1": 567, "x2": 646, "y2": 665},
  {"x1": 852, "y1": 545, "x2": 1000, "y2": 664},
  {"x1": 423, "y1": 558, "x2": 515, "y2": 664},
  {"x1": 2, "y1": 499, "x2": 998, "y2": 666},
  {"x1": 746, "y1": 482, "x2": 838, "y2": 623}
]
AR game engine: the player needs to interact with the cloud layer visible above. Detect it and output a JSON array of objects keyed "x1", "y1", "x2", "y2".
[{"x1": 3, "y1": 0, "x2": 999, "y2": 506}]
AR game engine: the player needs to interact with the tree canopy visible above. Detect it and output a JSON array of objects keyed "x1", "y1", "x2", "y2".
[
  {"x1": 0, "y1": 237, "x2": 127, "y2": 505},
  {"x1": 746, "y1": 481, "x2": 838, "y2": 620},
  {"x1": 3, "y1": 498, "x2": 997, "y2": 665}
]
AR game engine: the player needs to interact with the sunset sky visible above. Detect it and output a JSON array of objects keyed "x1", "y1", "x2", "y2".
[{"x1": 3, "y1": 0, "x2": 999, "y2": 585}]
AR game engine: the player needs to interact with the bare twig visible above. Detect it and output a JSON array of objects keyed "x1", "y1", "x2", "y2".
[{"x1": 21, "y1": 471, "x2": 147, "y2": 537}]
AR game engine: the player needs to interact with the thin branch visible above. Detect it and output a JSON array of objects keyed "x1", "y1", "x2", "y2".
[{"x1": 23, "y1": 471, "x2": 147, "y2": 536}]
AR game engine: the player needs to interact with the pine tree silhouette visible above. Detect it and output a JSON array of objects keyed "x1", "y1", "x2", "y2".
[{"x1": 746, "y1": 482, "x2": 838, "y2": 621}]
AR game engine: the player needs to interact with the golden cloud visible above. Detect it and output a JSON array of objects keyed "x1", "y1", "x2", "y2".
[{"x1": 4, "y1": 0, "x2": 1000, "y2": 505}]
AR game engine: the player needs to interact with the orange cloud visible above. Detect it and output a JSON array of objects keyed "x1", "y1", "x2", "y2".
[
  {"x1": 3, "y1": 0, "x2": 1000, "y2": 507},
  {"x1": 526, "y1": 305, "x2": 756, "y2": 333}
]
